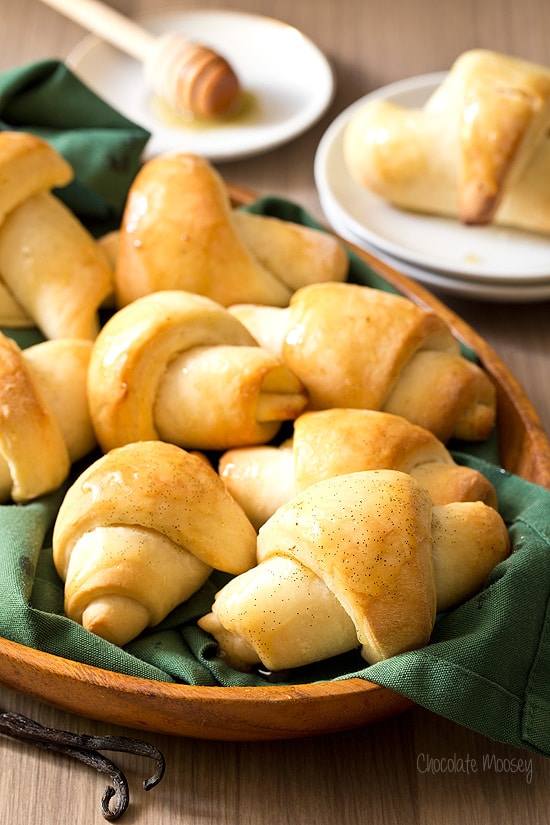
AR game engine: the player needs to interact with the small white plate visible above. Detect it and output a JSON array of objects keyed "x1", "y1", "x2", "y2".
[
  {"x1": 314, "y1": 74, "x2": 550, "y2": 284},
  {"x1": 67, "y1": 8, "x2": 335, "y2": 161},
  {"x1": 321, "y1": 193, "x2": 550, "y2": 303}
]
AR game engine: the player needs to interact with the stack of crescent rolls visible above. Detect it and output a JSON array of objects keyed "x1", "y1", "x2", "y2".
[{"x1": 0, "y1": 125, "x2": 511, "y2": 671}]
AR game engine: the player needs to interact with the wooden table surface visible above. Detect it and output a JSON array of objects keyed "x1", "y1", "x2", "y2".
[{"x1": 0, "y1": 1, "x2": 549, "y2": 824}]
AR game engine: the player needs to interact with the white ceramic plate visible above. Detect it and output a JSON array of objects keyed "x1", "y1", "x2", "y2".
[
  {"x1": 314, "y1": 74, "x2": 550, "y2": 284},
  {"x1": 67, "y1": 8, "x2": 335, "y2": 161},
  {"x1": 321, "y1": 193, "x2": 550, "y2": 303}
]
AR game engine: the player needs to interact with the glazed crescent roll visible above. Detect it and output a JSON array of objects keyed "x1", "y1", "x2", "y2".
[
  {"x1": 0, "y1": 332, "x2": 70, "y2": 503},
  {"x1": 0, "y1": 192, "x2": 113, "y2": 339},
  {"x1": 114, "y1": 153, "x2": 291, "y2": 308},
  {"x1": 114, "y1": 153, "x2": 348, "y2": 308},
  {"x1": 0, "y1": 131, "x2": 73, "y2": 225},
  {"x1": 88, "y1": 290, "x2": 308, "y2": 453},
  {"x1": 53, "y1": 441, "x2": 258, "y2": 646},
  {"x1": 230, "y1": 282, "x2": 496, "y2": 443},
  {"x1": 425, "y1": 49, "x2": 550, "y2": 224},
  {"x1": 343, "y1": 49, "x2": 550, "y2": 231},
  {"x1": 0, "y1": 334, "x2": 96, "y2": 502},
  {"x1": 199, "y1": 470, "x2": 510, "y2": 672},
  {"x1": 219, "y1": 409, "x2": 498, "y2": 530},
  {"x1": 0, "y1": 132, "x2": 80, "y2": 328}
]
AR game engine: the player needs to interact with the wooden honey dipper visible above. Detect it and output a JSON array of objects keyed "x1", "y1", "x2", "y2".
[{"x1": 39, "y1": 0, "x2": 242, "y2": 118}]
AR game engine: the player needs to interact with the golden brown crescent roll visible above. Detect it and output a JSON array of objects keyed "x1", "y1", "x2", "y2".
[
  {"x1": 425, "y1": 49, "x2": 550, "y2": 224},
  {"x1": 199, "y1": 469, "x2": 510, "y2": 672},
  {"x1": 0, "y1": 334, "x2": 96, "y2": 503},
  {"x1": 114, "y1": 152, "x2": 292, "y2": 308},
  {"x1": 0, "y1": 131, "x2": 73, "y2": 225},
  {"x1": 106, "y1": 213, "x2": 348, "y2": 296},
  {"x1": 0, "y1": 132, "x2": 87, "y2": 328},
  {"x1": 87, "y1": 290, "x2": 308, "y2": 453},
  {"x1": 219, "y1": 409, "x2": 498, "y2": 530},
  {"x1": 53, "y1": 441, "x2": 258, "y2": 646},
  {"x1": 114, "y1": 153, "x2": 349, "y2": 308},
  {"x1": 230, "y1": 282, "x2": 496, "y2": 443},
  {"x1": 0, "y1": 192, "x2": 113, "y2": 340},
  {"x1": 343, "y1": 49, "x2": 550, "y2": 231},
  {"x1": 0, "y1": 334, "x2": 64, "y2": 502}
]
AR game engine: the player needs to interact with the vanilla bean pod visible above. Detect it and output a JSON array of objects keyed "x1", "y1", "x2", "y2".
[
  {"x1": 23, "y1": 737, "x2": 130, "y2": 822},
  {"x1": 0, "y1": 708, "x2": 166, "y2": 821}
]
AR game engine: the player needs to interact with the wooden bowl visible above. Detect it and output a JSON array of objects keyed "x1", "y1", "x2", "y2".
[{"x1": 0, "y1": 186, "x2": 549, "y2": 742}]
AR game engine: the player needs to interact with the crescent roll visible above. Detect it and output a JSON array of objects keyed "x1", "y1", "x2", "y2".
[
  {"x1": 230, "y1": 282, "x2": 496, "y2": 443},
  {"x1": 343, "y1": 49, "x2": 550, "y2": 232},
  {"x1": 0, "y1": 131, "x2": 73, "y2": 225},
  {"x1": 199, "y1": 470, "x2": 510, "y2": 672},
  {"x1": 114, "y1": 153, "x2": 291, "y2": 308},
  {"x1": 53, "y1": 440, "x2": 257, "y2": 646},
  {"x1": 0, "y1": 131, "x2": 75, "y2": 327},
  {"x1": 87, "y1": 290, "x2": 308, "y2": 453},
  {"x1": 219, "y1": 408, "x2": 498, "y2": 530},
  {"x1": 114, "y1": 153, "x2": 348, "y2": 308},
  {"x1": 0, "y1": 333, "x2": 95, "y2": 502},
  {"x1": 0, "y1": 192, "x2": 113, "y2": 339}
]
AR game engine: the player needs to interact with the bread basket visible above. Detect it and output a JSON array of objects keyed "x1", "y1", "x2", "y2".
[{"x1": 0, "y1": 185, "x2": 548, "y2": 741}]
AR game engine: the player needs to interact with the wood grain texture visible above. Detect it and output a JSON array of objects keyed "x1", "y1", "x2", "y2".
[{"x1": 1, "y1": 1, "x2": 549, "y2": 823}]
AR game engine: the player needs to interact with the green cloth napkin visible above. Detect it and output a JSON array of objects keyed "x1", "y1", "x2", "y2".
[
  {"x1": 0, "y1": 61, "x2": 548, "y2": 757},
  {"x1": 0, "y1": 59, "x2": 150, "y2": 234}
]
